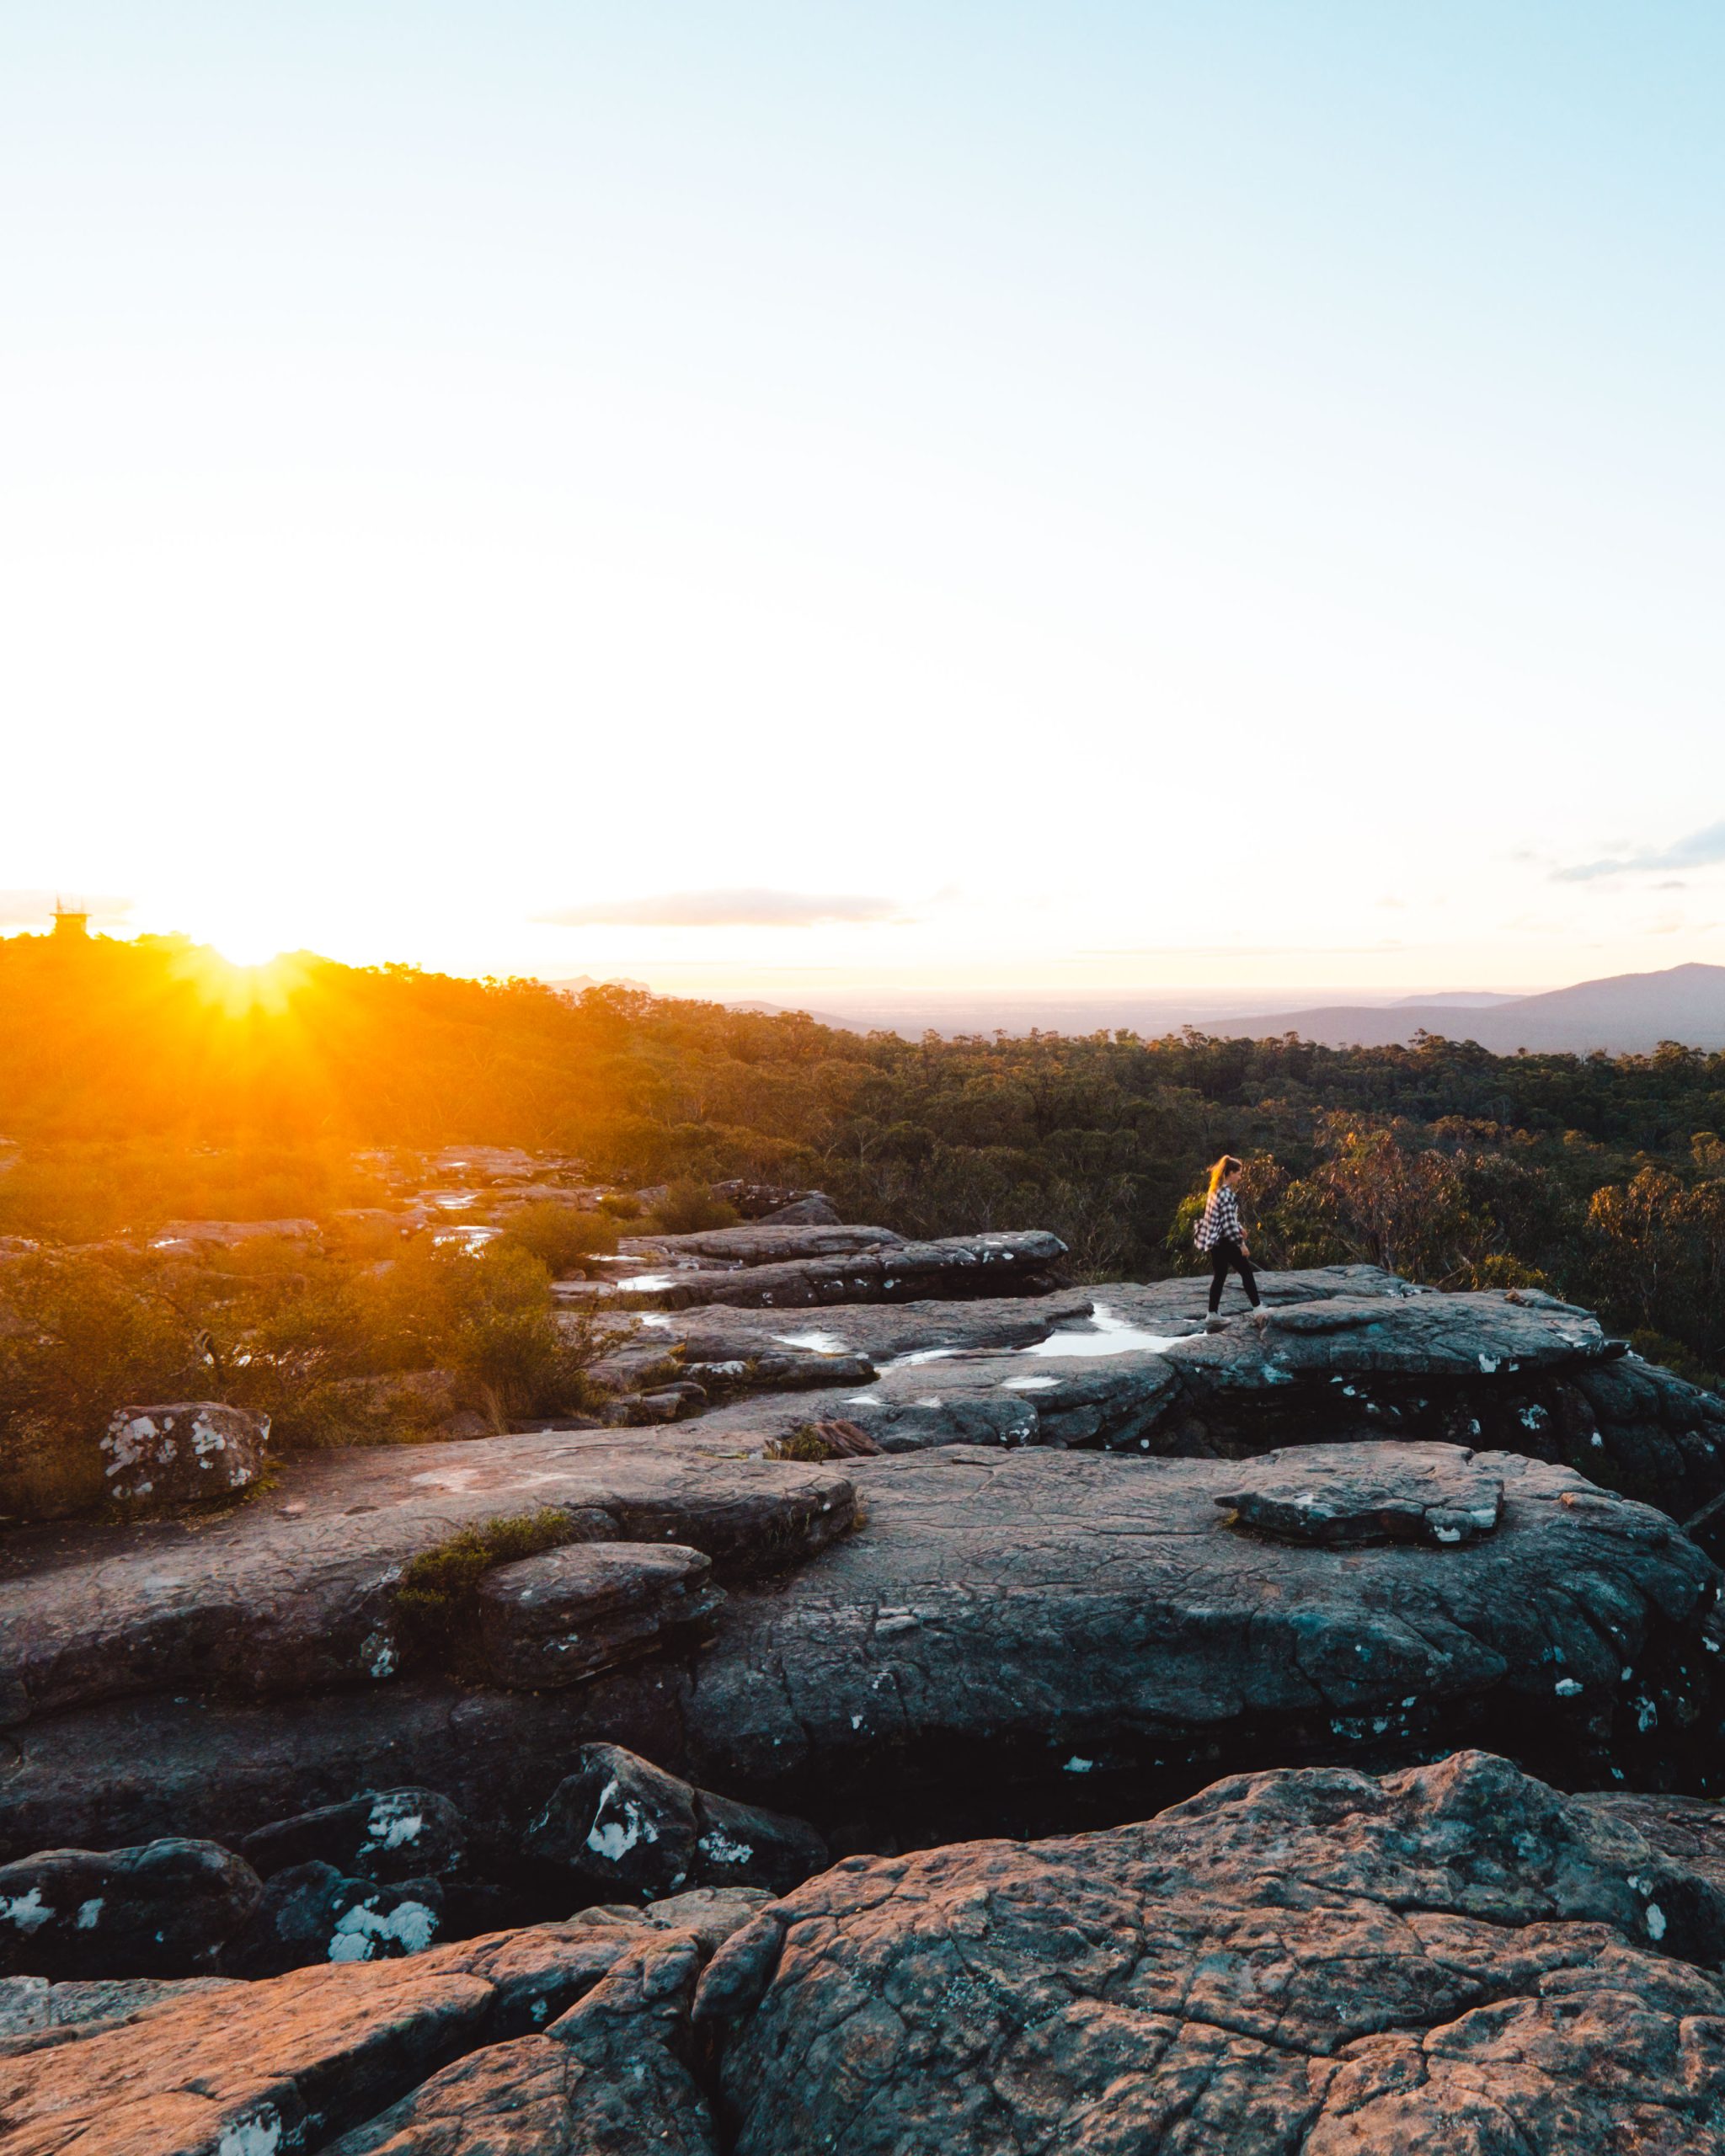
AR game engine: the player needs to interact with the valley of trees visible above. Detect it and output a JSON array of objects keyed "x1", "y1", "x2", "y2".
[{"x1": 4, "y1": 929, "x2": 1725, "y2": 1404}]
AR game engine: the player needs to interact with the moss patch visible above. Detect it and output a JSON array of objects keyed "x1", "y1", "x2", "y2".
[{"x1": 393, "y1": 1507, "x2": 574, "y2": 1663}]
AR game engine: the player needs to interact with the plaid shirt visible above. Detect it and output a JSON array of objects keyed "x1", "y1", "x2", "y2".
[{"x1": 1196, "y1": 1183, "x2": 1244, "y2": 1251}]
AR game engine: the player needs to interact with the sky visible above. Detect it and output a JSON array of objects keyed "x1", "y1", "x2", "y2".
[{"x1": 3, "y1": 3, "x2": 1722, "y2": 1004}]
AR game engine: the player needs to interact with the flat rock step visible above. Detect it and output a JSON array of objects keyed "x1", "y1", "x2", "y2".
[
  {"x1": 1214, "y1": 1444, "x2": 1503, "y2": 1544},
  {"x1": 617, "y1": 1223, "x2": 902, "y2": 1267},
  {"x1": 679, "y1": 1440, "x2": 1724, "y2": 1825},
  {"x1": 0, "y1": 1439, "x2": 853, "y2": 1727},
  {"x1": 556, "y1": 1230, "x2": 1069, "y2": 1310}
]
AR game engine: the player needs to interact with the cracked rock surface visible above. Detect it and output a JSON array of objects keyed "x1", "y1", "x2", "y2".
[
  {"x1": 678, "y1": 1442, "x2": 1725, "y2": 1832},
  {"x1": 0, "y1": 1892, "x2": 762, "y2": 2156},
  {"x1": 3, "y1": 1433, "x2": 1721, "y2": 1863},
  {"x1": 16, "y1": 1753, "x2": 1725, "y2": 2154},
  {"x1": 705, "y1": 1748, "x2": 1725, "y2": 2155}
]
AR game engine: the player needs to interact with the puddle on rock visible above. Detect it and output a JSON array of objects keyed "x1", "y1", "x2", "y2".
[
  {"x1": 1020, "y1": 1304, "x2": 1188, "y2": 1358},
  {"x1": 773, "y1": 1331, "x2": 849, "y2": 1355}
]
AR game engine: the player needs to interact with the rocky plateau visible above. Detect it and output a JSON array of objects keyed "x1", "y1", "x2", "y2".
[{"x1": 8, "y1": 1170, "x2": 1725, "y2": 2150}]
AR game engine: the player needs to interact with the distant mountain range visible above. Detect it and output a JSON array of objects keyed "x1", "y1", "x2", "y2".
[
  {"x1": 1213, "y1": 963, "x2": 1725, "y2": 1055},
  {"x1": 542, "y1": 974, "x2": 650, "y2": 995}
]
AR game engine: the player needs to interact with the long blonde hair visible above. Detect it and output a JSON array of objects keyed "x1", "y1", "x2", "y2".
[{"x1": 1206, "y1": 1155, "x2": 1242, "y2": 1198}]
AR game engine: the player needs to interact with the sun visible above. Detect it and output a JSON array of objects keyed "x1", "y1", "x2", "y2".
[
  {"x1": 209, "y1": 928, "x2": 291, "y2": 969},
  {"x1": 184, "y1": 904, "x2": 299, "y2": 970},
  {"x1": 169, "y1": 937, "x2": 308, "y2": 1017}
]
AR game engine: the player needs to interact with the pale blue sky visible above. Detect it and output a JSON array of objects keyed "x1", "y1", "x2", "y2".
[{"x1": 3, "y1": 3, "x2": 1721, "y2": 990}]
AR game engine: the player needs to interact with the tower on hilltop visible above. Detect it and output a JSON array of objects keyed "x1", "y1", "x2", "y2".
[{"x1": 51, "y1": 899, "x2": 90, "y2": 940}]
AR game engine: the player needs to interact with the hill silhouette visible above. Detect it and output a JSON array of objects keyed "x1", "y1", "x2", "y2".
[{"x1": 1216, "y1": 963, "x2": 1725, "y2": 1054}]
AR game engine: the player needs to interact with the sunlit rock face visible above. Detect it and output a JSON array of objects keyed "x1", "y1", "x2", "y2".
[
  {"x1": 11, "y1": 1756, "x2": 1725, "y2": 2156},
  {"x1": 707, "y1": 1751, "x2": 1725, "y2": 2156}
]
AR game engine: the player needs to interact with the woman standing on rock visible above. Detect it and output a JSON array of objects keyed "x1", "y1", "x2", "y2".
[{"x1": 1195, "y1": 1155, "x2": 1261, "y2": 1320}]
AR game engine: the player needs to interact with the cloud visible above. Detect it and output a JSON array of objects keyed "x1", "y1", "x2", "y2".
[
  {"x1": 0, "y1": 889, "x2": 133, "y2": 927},
  {"x1": 1552, "y1": 819, "x2": 1725, "y2": 883},
  {"x1": 534, "y1": 888, "x2": 909, "y2": 929}
]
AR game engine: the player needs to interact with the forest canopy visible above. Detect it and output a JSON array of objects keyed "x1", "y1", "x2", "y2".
[{"x1": 4, "y1": 930, "x2": 1725, "y2": 1382}]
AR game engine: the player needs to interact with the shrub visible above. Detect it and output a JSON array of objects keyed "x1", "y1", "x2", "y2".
[
  {"x1": 500, "y1": 1202, "x2": 620, "y2": 1276},
  {"x1": 1629, "y1": 1330, "x2": 1723, "y2": 1395},
  {"x1": 766, "y1": 1422, "x2": 835, "y2": 1462},
  {"x1": 0, "y1": 1235, "x2": 622, "y2": 1514},
  {"x1": 647, "y1": 1179, "x2": 740, "y2": 1235}
]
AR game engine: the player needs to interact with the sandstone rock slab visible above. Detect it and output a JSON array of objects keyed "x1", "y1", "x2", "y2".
[
  {"x1": 569, "y1": 1230, "x2": 1069, "y2": 1311},
  {"x1": 473, "y1": 1541, "x2": 723, "y2": 1689},
  {"x1": 0, "y1": 1901, "x2": 760, "y2": 2156},
  {"x1": 0, "y1": 1436, "x2": 854, "y2": 1726},
  {"x1": 621, "y1": 1222, "x2": 900, "y2": 1266},
  {"x1": 677, "y1": 1441, "x2": 1725, "y2": 1833},
  {"x1": 1215, "y1": 1442, "x2": 1503, "y2": 1545},
  {"x1": 5, "y1": 1434, "x2": 1721, "y2": 1865},
  {"x1": 330, "y1": 1930, "x2": 718, "y2": 2156},
  {"x1": 0, "y1": 1972, "x2": 239, "y2": 2047},
  {"x1": 704, "y1": 1750, "x2": 1725, "y2": 2155}
]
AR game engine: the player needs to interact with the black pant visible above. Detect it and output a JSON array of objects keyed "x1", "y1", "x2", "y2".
[{"x1": 1208, "y1": 1238, "x2": 1259, "y2": 1312}]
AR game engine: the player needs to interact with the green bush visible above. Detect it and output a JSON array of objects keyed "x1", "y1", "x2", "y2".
[
  {"x1": 0, "y1": 1235, "x2": 621, "y2": 1514},
  {"x1": 500, "y1": 1202, "x2": 620, "y2": 1276},
  {"x1": 647, "y1": 1179, "x2": 740, "y2": 1235}
]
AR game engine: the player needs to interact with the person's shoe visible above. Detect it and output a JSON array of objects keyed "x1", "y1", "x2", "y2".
[{"x1": 1204, "y1": 1314, "x2": 1230, "y2": 1332}]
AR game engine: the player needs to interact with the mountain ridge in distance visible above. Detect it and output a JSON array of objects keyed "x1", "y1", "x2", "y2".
[{"x1": 1211, "y1": 963, "x2": 1725, "y2": 1055}]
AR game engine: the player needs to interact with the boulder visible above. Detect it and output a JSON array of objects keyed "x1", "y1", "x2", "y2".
[
  {"x1": 222, "y1": 1861, "x2": 446, "y2": 1977},
  {"x1": 525, "y1": 1743, "x2": 829, "y2": 1903},
  {"x1": 761, "y1": 1193, "x2": 841, "y2": 1225},
  {"x1": 710, "y1": 1181, "x2": 829, "y2": 1220},
  {"x1": 473, "y1": 1542, "x2": 724, "y2": 1688},
  {"x1": 239, "y1": 1788, "x2": 468, "y2": 1885},
  {"x1": 99, "y1": 1401, "x2": 270, "y2": 1509},
  {"x1": 703, "y1": 1750, "x2": 1725, "y2": 2155},
  {"x1": 0, "y1": 1838, "x2": 260, "y2": 1978}
]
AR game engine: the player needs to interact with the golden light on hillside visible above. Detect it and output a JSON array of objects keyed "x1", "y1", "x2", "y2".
[{"x1": 169, "y1": 942, "x2": 308, "y2": 1019}]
